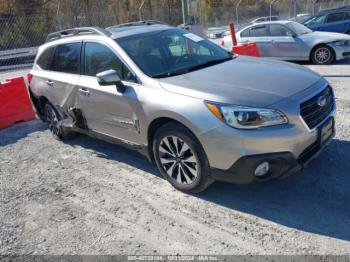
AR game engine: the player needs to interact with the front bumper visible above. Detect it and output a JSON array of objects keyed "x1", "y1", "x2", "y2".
[
  {"x1": 331, "y1": 43, "x2": 350, "y2": 60},
  {"x1": 197, "y1": 79, "x2": 335, "y2": 184},
  {"x1": 209, "y1": 117, "x2": 335, "y2": 184}
]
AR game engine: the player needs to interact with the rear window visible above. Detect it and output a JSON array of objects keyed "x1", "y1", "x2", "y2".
[
  {"x1": 51, "y1": 43, "x2": 81, "y2": 74},
  {"x1": 37, "y1": 46, "x2": 55, "y2": 70}
]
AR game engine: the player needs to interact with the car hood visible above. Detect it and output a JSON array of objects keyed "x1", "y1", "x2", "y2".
[
  {"x1": 158, "y1": 56, "x2": 322, "y2": 108},
  {"x1": 300, "y1": 31, "x2": 350, "y2": 42}
]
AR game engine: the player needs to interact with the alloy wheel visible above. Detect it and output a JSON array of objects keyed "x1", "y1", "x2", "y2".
[
  {"x1": 46, "y1": 105, "x2": 60, "y2": 137},
  {"x1": 158, "y1": 136, "x2": 199, "y2": 185},
  {"x1": 315, "y1": 47, "x2": 331, "y2": 64}
]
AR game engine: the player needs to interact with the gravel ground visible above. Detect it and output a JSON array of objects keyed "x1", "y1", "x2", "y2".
[{"x1": 1, "y1": 61, "x2": 350, "y2": 255}]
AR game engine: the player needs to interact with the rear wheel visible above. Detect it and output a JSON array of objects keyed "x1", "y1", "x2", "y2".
[
  {"x1": 311, "y1": 45, "x2": 335, "y2": 65},
  {"x1": 153, "y1": 123, "x2": 213, "y2": 193},
  {"x1": 45, "y1": 103, "x2": 74, "y2": 140}
]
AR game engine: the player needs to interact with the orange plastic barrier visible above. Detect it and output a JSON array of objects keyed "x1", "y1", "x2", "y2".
[
  {"x1": 0, "y1": 77, "x2": 35, "y2": 129},
  {"x1": 232, "y1": 42, "x2": 261, "y2": 57}
]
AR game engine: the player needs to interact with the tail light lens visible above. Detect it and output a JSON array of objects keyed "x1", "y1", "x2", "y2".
[{"x1": 27, "y1": 73, "x2": 33, "y2": 85}]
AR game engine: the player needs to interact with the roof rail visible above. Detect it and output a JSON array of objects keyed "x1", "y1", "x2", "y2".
[
  {"x1": 107, "y1": 20, "x2": 168, "y2": 29},
  {"x1": 45, "y1": 27, "x2": 112, "y2": 43}
]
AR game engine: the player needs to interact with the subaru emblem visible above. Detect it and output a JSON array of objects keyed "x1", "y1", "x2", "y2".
[{"x1": 317, "y1": 95, "x2": 327, "y2": 107}]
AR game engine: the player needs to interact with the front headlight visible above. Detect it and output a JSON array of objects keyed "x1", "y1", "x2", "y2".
[
  {"x1": 333, "y1": 40, "x2": 348, "y2": 46},
  {"x1": 206, "y1": 103, "x2": 288, "y2": 129}
]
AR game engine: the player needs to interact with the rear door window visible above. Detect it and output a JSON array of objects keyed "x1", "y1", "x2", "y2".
[
  {"x1": 37, "y1": 46, "x2": 55, "y2": 70},
  {"x1": 326, "y1": 12, "x2": 345, "y2": 23},
  {"x1": 51, "y1": 43, "x2": 81, "y2": 74},
  {"x1": 240, "y1": 28, "x2": 250, "y2": 37},
  {"x1": 269, "y1": 24, "x2": 290, "y2": 36},
  {"x1": 249, "y1": 25, "x2": 267, "y2": 37}
]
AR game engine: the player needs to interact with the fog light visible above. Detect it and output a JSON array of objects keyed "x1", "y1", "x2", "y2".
[{"x1": 254, "y1": 162, "x2": 270, "y2": 177}]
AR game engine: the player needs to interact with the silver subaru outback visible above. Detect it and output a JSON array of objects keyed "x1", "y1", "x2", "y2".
[{"x1": 29, "y1": 22, "x2": 335, "y2": 193}]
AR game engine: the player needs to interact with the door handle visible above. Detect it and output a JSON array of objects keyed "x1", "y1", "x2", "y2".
[
  {"x1": 79, "y1": 88, "x2": 90, "y2": 96},
  {"x1": 46, "y1": 80, "x2": 54, "y2": 87}
]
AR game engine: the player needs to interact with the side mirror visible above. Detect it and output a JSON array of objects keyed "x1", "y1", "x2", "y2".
[
  {"x1": 96, "y1": 69, "x2": 126, "y2": 93},
  {"x1": 286, "y1": 31, "x2": 296, "y2": 37}
]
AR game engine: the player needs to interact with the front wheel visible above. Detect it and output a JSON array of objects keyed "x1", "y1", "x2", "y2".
[
  {"x1": 153, "y1": 123, "x2": 213, "y2": 193},
  {"x1": 311, "y1": 45, "x2": 335, "y2": 65}
]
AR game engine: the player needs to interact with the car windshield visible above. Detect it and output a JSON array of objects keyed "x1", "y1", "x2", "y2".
[
  {"x1": 287, "y1": 21, "x2": 312, "y2": 35},
  {"x1": 116, "y1": 28, "x2": 233, "y2": 78},
  {"x1": 303, "y1": 15, "x2": 326, "y2": 26}
]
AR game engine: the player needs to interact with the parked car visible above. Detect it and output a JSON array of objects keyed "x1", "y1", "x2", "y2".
[
  {"x1": 303, "y1": 5, "x2": 350, "y2": 34},
  {"x1": 221, "y1": 21, "x2": 350, "y2": 64},
  {"x1": 251, "y1": 16, "x2": 279, "y2": 23},
  {"x1": 29, "y1": 23, "x2": 335, "y2": 193}
]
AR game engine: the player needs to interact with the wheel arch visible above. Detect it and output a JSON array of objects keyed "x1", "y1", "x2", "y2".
[
  {"x1": 309, "y1": 43, "x2": 336, "y2": 62},
  {"x1": 28, "y1": 88, "x2": 49, "y2": 121},
  {"x1": 146, "y1": 116, "x2": 202, "y2": 162}
]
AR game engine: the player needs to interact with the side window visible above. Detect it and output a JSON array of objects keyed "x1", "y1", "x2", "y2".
[
  {"x1": 249, "y1": 26, "x2": 267, "y2": 37},
  {"x1": 269, "y1": 24, "x2": 290, "y2": 37},
  {"x1": 240, "y1": 29, "x2": 250, "y2": 37},
  {"x1": 326, "y1": 12, "x2": 345, "y2": 23},
  {"x1": 84, "y1": 42, "x2": 135, "y2": 82},
  {"x1": 52, "y1": 43, "x2": 81, "y2": 74},
  {"x1": 37, "y1": 46, "x2": 55, "y2": 70}
]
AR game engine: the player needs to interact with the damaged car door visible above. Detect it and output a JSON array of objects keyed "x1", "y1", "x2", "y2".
[
  {"x1": 34, "y1": 42, "x2": 81, "y2": 109},
  {"x1": 77, "y1": 41, "x2": 142, "y2": 144}
]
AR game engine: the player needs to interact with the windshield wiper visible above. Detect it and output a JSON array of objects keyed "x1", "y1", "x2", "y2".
[
  {"x1": 186, "y1": 56, "x2": 233, "y2": 72},
  {"x1": 152, "y1": 56, "x2": 233, "y2": 79},
  {"x1": 152, "y1": 68, "x2": 190, "y2": 78}
]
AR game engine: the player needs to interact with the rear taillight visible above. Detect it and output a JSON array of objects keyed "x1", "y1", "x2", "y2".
[
  {"x1": 221, "y1": 39, "x2": 225, "y2": 46},
  {"x1": 27, "y1": 73, "x2": 33, "y2": 85}
]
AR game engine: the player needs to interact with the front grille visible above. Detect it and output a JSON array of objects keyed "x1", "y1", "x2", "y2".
[{"x1": 300, "y1": 86, "x2": 334, "y2": 129}]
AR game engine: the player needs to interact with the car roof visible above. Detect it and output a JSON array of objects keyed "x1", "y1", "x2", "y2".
[
  {"x1": 237, "y1": 20, "x2": 293, "y2": 33},
  {"x1": 43, "y1": 22, "x2": 174, "y2": 46},
  {"x1": 318, "y1": 5, "x2": 350, "y2": 15},
  {"x1": 108, "y1": 24, "x2": 173, "y2": 39}
]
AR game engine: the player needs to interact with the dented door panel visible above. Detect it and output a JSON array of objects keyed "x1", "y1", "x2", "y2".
[{"x1": 76, "y1": 75, "x2": 143, "y2": 144}]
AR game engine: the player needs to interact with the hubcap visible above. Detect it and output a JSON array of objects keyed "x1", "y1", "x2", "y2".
[
  {"x1": 315, "y1": 48, "x2": 330, "y2": 63},
  {"x1": 158, "y1": 136, "x2": 198, "y2": 185},
  {"x1": 46, "y1": 106, "x2": 60, "y2": 136}
]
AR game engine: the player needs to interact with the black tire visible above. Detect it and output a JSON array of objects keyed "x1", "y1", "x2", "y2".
[
  {"x1": 153, "y1": 122, "x2": 214, "y2": 193},
  {"x1": 311, "y1": 45, "x2": 335, "y2": 65},
  {"x1": 44, "y1": 103, "x2": 74, "y2": 140}
]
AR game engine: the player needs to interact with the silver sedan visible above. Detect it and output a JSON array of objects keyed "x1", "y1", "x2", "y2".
[{"x1": 221, "y1": 21, "x2": 350, "y2": 64}]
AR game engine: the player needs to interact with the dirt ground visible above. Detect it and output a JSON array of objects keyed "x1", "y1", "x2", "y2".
[{"x1": 1, "y1": 61, "x2": 350, "y2": 255}]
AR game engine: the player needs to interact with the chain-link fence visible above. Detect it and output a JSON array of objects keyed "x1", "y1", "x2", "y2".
[{"x1": 0, "y1": 0, "x2": 349, "y2": 72}]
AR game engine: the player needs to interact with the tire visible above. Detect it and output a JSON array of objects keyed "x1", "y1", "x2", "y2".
[
  {"x1": 44, "y1": 103, "x2": 74, "y2": 140},
  {"x1": 311, "y1": 45, "x2": 335, "y2": 65},
  {"x1": 153, "y1": 122, "x2": 214, "y2": 193}
]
